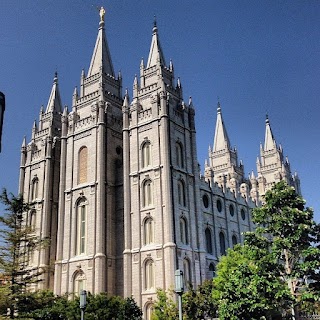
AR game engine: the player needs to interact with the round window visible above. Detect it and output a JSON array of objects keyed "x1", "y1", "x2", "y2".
[
  {"x1": 229, "y1": 205, "x2": 234, "y2": 216},
  {"x1": 203, "y1": 194, "x2": 209, "y2": 208},
  {"x1": 241, "y1": 208, "x2": 246, "y2": 220},
  {"x1": 217, "y1": 199, "x2": 222, "y2": 212}
]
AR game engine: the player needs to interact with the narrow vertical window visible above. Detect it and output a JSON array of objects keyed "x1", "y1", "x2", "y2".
[
  {"x1": 74, "y1": 272, "x2": 86, "y2": 297},
  {"x1": 176, "y1": 142, "x2": 184, "y2": 168},
  {"x1": 145, "y1": 304, "x2": 154, "y2": 320},
  {"x1": 183, "y1": 259, "x2": 191, "y2": 288},
  {"x1": 29, "y1": 210, "x2": 36, "y2": 231},
  {"x1": 143, "y1": 180, "x2": 152, "y2": 207},
  {"x1": 78, "y1": 147, "x2": 88, "y2": 184},
  {"x1": 142, "y1": 141, "x2": 151, "y2": 168},
  {"x1": 180, "y1": 217, "x2": 188, "y2": 245},
  {"x1": 219, "y1": 231, "x2": 226, "y2": 256},
  {"x1": 178, "y1": 180, "x2": 186, "y2": 207},
  {"x1": 145, "y1": 260, "x2": 155, "y2": 290},
  {"x1": 232, "y1": 235, "x2": 238, "y2": 247},
  {"x1": 31, "y1": 178, "x2": 38, "y2": 201},
  {"x1": 205, "y1": 228, "x2": 213, "y2": 254},
  {"x1": 77, "y1": 200, "x2": 86, "y2": 255},
  {"x1": 208, "y1": 263, "x2": 215, "y2": 278},
  {"x1": 144, "y1": 218, "x2": 154, "y2": 245}
]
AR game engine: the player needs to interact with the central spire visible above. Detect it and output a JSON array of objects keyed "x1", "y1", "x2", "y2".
[
  {"x1": 146, "y1": 18, "x2": 166, "y2": 68},
  {"x1": 264, "y1": 115, "x2": 276, "y2": 151},
  {"x1": 87, "y1": 7, "x2": 114, "y2": 77},
  {"x1": 213, "y1": 102, "x2": 231, "y2": 152}
]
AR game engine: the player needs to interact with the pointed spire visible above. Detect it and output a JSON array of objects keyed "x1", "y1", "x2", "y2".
[
  {"x1": 146, "y1": 18, "x2": 166, "y2": 68},
  {"x1": 88, "y1": 7, "x2": 114, "y2": 77},
  {"x1": 189, "y1": 96, "x2": 194, "y2": 109},
  {"x1": 21, "y1": 136, "x2": 26, "y2": 148},
  {"x1": 123, "y1": 88, "x2": 130, "y2": 108},
  {"x1": 45, "y1": 72, "x2": 62, "y2": 113},
  {"x1": 213, "y1": 102, "x2": 231, "y2": 152},
  {"x1": 264, "y1": 114, "x2": 276, "y2": 151}
]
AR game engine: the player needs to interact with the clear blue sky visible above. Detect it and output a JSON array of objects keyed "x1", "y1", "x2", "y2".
[{"x1": 1, "y1": 1, "x2": 319, "y2": 220}]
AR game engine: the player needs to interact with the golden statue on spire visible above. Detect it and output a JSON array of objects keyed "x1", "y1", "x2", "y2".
[{"x1": 99, "y1": 6, "x2": 106, "y2": 23}]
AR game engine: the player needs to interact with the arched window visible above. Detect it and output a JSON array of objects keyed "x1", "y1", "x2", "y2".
[
  {"x1": 29, "y1": 210, "x2": 36, "y2": 231},
  {"x1": 178, "y1": 180, "x2": 186, "y2": 207},
  {"x1": 78, "y1": 147, "x2": 88, "y2": 184},
  {"x1": 216, "y1": 199, "x2": 222, "y2": 212},
  {"x1": 180, "y1": 217, "x2": 188, "y2": 245},
  {"x1": 229, "y1": 204, "x2": 234, "y2": 216},
  {"x1": 73, "y1": 271, "x2": 86, "y2": 297},
  {"x1": 145, "y1": 259, "x2": 155, "y2": 290},
  {"x1": 176, "y1": 142, "x2": 184, "y2": 168},
  {"x1": 143, "y1": 180, "x2": 152, "y2": 207},
  {"x1": 208, "y1": 263, "x2": 215, "y2": 278},
  {"x1": 145, "y1": 303, "x2": 154, "y2": 320},
  {"x1": 219, "y1": 231, "x2": 226, "y2": 256},
  {"x1": 183, "y1": 258, "x2": 191, "y2": 288},
  {"x1": 205, "y1": 228, "x2": 213, "y2": 254},
  {"x1": 241, "y1": 208, "x2": 246, "y2": 220},
  {"x1": 142, "y1": 141, "x2": 151, "y2": 168},
  {"x1": 31, "y1": 178, "x2": 38, "y2": 201},
  {"x1": 232, "y1": 235, "x2": 238, "y2": 247},
  {"x1": 77, "y1": 199, "x2": 87, "y2": 255},
  {"x1": 144, "y1": 217, "x2": 154, "y2": 245}
]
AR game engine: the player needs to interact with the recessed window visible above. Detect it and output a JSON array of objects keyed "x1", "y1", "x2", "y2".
[
  {"x1": 229, "y1": 204, "x2": 234, "y2": 216},
  {"x1": 232, "y1": 235, "x2": 238, "y2": 247},
  {"x1": 205, "y1": 228, "x2": 213, "y2": 254},
  {"x1": 241, "y1": 208, "x2": 246, "y2": 220},
  {"x1": 203, "y1": 194, "x2": 209, "y2": 208},
  {"x1": 176, "y1": 142, "x2": 184, "y2": 168},
  {"x1": 219, "y1": 232, "x2": 226, "y2": 256},
  {"x1": 217, "y1": 199, "x2": 222, "y2": 212},
  {"x1": 180, "y1": 217, "x2": 188, "y2": 245},
  {"x1": 145, "y1": 260, "x2": 155, "y2": 290},
  {"x1": 142, "y1": 141, "x2": 151, "y2": 168},
  {"x1": 78, "y1": 147, "x2": 88, "y2": 184},
  {"x1": 144, "y1": 218, "x2": 154, "y2": 245},
  {"x1": 143, "y1": 180, "x2": 152, "y2": 207},
  {"x1": 116, "y1": 146, "x2": 122, "y2": 155},
  {"x1": 178, "y1": 180, "x2": 186, "y2": 207}
]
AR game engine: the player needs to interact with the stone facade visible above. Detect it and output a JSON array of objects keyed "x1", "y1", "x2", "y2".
[{"x1": 18, "y1": 12, "x2": 300, "y2": 318}]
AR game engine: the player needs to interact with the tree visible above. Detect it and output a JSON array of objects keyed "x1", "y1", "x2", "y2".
[
  {"x1": 213, "y1": 244, "x2": 292, "y2": 320},
  {"x1": 0, "y1": 189, "x2": 46, "y2": 318},
  {"x1": 151, "y1": 289, "x2": 178, "y2": 320},
  {"x1": 246, "y1": 181, "x2": 320, "y2": 317}
]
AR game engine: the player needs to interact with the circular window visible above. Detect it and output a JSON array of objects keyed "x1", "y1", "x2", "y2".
[
  {"x1": 217, "y1": 199, "x2": 222, "y2": 212},
  {"x1": 229, "y1": 205, "x2": 234, "y2": 216},
  {"x1": 203, "y1": 194, "x2": 209, "y2": 208},
  {"x1": 241, "y1": 208, "x2": 246, "y2": 220}
]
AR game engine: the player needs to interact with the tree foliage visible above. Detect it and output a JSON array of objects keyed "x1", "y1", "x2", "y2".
[{"x1": 0, "y1": 189, "x2": 47, "y2": 318}]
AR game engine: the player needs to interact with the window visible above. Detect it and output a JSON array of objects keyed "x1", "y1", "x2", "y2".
[
  {"x1": 143, "y1": 180, "x2": 152, "y2": 207},
  {"x1": 176, "y1": 142, "x2": 184, "y2": 168},
  {"x1": 183, "y1": 259, "x2": 191, "y2": 288},
  {"x1": 208, "y1": 263, "x2": 215, "y2": 278},
  {"x1": 232, "y1": 235, "x2": 238, "y2": 247},
  {"x1": 144, "y1": 217, "x2": 154, "y2": 245},
  {"x1": 145, "y1": 260, "x2": 155, "y2": 290},
  {"x1": 145, "y1": 303, "x2": 154, "y2": 320},
  {"x1": 219, "y1": 231, "x2": 226, "y2": 256},
  {"x1": 142, "y1": 141, "x2": 151, "y2": 168},
  {"x1": 31, "y1": 178, "x2": 39, "y2": 201},
  {"x1": 78, "y1": 147, "x2": 88, "y2": 184},
  {"x1": 180, "y1": 217, "x2": 188, "y2": 245},
  {"x1": 178, "y1": 180, "x2": 186, "y2": 207},
  {"x1": 29, "y1": 210, "x2": 36, "y2": 231},
  {"x1": 229, "y1": 204, "x2": 234, "y2": 216},
  {"x1": 77, "y1": 199, "x2": 87, "y2": 255},
  {"x1": 216, "y1": 199, "x2": 222, "y2": 212},
  {"x1": 241, "y1": 208, "x2": 246, "y2": 220},
  {"x1": 203, "y1": 194, "x2": 209, "y2": 208},
  {"x1": 205, "y1": 228, "x2": 213, "y2": 254},
  {"x1": 73, "y1": 271, "x2": 86, "y2": 297}
]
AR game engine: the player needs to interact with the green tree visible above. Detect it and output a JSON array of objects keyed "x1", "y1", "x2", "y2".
[
  {"x1": 151, "y1": 289, "x2": 178, "y2": 320},
  {"x1": 0, "y1": 189, "x2": 47, "y2": 318},
  {"x1": 246, "y1": 181, "x2": 320, "y2": 316}
]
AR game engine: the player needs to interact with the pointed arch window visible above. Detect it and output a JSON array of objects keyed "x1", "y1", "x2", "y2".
[
  {"x1": 145, "y1": 259, "x2": 155, "y2": 290},
  {"x1": 73, "y1": 271, "x2": 86, "y2": 297},
  {"x1": 205, "y1": 228, "x2": 213, "y2": 254},
  {"x1": 29, "y1": 210, "x2": 36, "y2": 231},
  {"x1": 183, "y1": 258, "x2": 191, "y2": 288},
  {"x1": 78, "y1": 147, "x2": 88, "y2": 184},
  {"x1": 76, "y1": 199, "x2": 87, "y2": 255},
  {"x1": 232, "y1": 235, "x2": 238, "y2": 247},
  {"x1": 219, "y1": 231, "x2": 226, "y2": 256},
  {"x1": 208, "y1": 263, "x2": 215, "y2": 278},
  {"x1": 144, "y1": 217, "x2": 154, "y2": 245},
  {"x1": 178, "y1": 180, "x2": 186, "y2": 207},
  {"x1": 31, "y1": 178, "x2": 39, "y2": 201},
  {"x1": 143, "y1": 180, "x2": 153, "y2": 207},
  {"x1": 180, "y1": 217, "x2": 188, "y2": 245},
  {"x1": 142, "y1": 141, "x2": 151, "y2": 168},
  {"x1": 176, "y1": 142, "x2": 184, "y2": 168},
  {"x1": 145, "y1": 303, "x2": 154, "y2": 320}
]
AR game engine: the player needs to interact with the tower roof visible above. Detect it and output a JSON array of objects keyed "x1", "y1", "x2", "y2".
[
  {"x1": 88, "y1": 7, "x2": 114, "y2": 77},
  {"x1": 146, "y1": 19, "x2": 166, "y2": 68},
  {"x1": 45, "y1": 72, "x2": 62, "y2": 113},
  {"x1": 213, "y1": 102, "x2": 231, "y2": 152},
  {"x1": 264, "y1": 115, "x2": 276, "y2": 151}
]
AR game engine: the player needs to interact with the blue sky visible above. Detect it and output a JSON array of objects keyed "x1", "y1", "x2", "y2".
[{"x1": 0, "y1": 1, "x2": 319, "y2": 220}]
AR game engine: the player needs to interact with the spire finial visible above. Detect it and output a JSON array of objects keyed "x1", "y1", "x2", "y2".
[
  {"x1": 153, "y1": 15, "x2": 157, "y2": 33},
  {"x1": 99, "y1": 6, "x2": 106, "y2": 23},
  {"x1": 266, "y1": 112, "x2": 269, "y2": 124},
  {"x1": 217, "y1": 98, "x2": 221, "y2": 113}
]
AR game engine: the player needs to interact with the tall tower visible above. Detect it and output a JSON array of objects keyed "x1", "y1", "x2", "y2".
[
  {"x1": 123, "y1": 21, "x2": 204, "y2": 314},
  {"x1": 19, "y1": 73, "x2": 62, "y2": 289},
  {"x1": 53, "y1": 9, "x2": 124, "y2": 297},
  {"x1": 257, "y1": 116, "x2": 301, "y2": 197}
]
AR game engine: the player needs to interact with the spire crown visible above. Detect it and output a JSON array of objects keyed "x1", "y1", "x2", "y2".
[
  {"x1": 147, "y1": 19, "x2": 166, "y2": 68},
  {"x1": 46, "y1": 72, "x2": 62, "y2": 113},
  {"x1": 213, "y1": 103, "x2": 231, "y2": 152}
]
